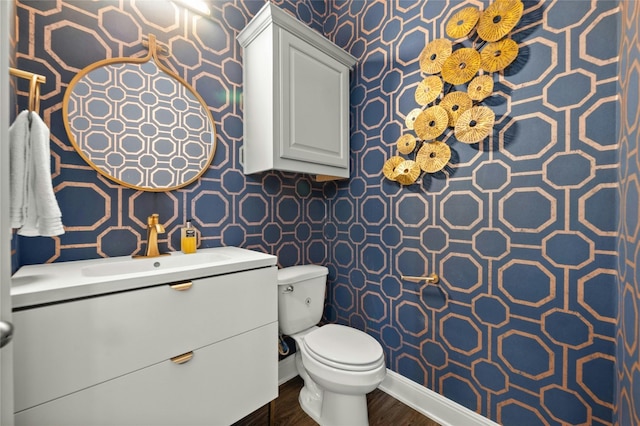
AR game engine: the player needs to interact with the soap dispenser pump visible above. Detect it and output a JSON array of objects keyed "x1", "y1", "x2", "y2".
[{"x1": 181, "y1": 219, "x2": 197, "y2": 254}]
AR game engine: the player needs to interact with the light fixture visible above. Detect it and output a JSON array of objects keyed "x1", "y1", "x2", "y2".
[{"x1": 171, "y1": 0, "x2": 211, "y2": 17}]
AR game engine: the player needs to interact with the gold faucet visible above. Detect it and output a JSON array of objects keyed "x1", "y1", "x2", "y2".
[{"x1": 139, "y1": 213, "x2": 167, "y2": 258}]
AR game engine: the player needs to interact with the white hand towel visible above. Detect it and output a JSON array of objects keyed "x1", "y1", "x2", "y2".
[
  {"x1": 9, "y1": 110, "x2": 30, "y2": 229},
  {"x1": 17, "y1": 112, "x2": 64, "y2": 237}
]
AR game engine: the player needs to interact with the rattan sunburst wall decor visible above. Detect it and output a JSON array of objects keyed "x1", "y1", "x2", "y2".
[{"x1": 383, "y1": 0, "x2": 524, "y2": 186}]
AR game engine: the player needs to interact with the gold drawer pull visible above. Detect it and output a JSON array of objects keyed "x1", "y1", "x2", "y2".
[
  {"x1": 171, "y1": 351, "x2": 194, "y2": 364},
  {"x1": 170, "y1": 281, "x2": 193, "y2": 291}
]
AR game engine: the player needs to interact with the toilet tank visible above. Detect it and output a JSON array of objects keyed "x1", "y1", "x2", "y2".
[{"x1": 277, "y1": 265, "x2": 328, "y2": 336}]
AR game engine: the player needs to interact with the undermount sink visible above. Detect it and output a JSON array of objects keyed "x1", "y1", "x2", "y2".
[{"x1": 80, "y1": 252, "x2": 230, "y2": 277}]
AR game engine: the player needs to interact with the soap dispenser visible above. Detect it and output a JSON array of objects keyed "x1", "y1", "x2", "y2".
[{"x1": 181, "y1": 219, "x2": 197, "y2": 254}]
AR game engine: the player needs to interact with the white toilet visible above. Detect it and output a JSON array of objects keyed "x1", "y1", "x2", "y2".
[{"x1": 278, "y1": 265, "x2": 386, "y2": 426}]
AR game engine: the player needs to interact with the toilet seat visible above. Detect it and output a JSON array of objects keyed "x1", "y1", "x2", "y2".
[{"x1": 301, "y1": 324, "x2": 384, "y2": 372}]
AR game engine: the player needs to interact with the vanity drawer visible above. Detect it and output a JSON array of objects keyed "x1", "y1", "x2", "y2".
[
  {"x1": 16, "y1": 322, "x2": 278, "y2": 426},
  {"x1": 13, "y1": 266, "x2": 277, "y2": 412}
]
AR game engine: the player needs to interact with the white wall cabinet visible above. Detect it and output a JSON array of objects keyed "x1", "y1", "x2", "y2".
[
  {"x1": 237, "y1": 3, "x2": 357, "y2": 179},
  {"x1": 12, "y1": 264, "x2": 278, "y2": 426}
]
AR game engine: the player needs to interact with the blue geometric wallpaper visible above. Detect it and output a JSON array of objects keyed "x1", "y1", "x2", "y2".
[
  {"x1": 616, "y1": 2, "x2": 640, "y2": 426},
  {"x1": 9, "y1": 1, "x2": 629, "y2": 425}
]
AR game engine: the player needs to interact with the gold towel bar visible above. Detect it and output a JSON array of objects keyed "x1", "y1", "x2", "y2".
[
  {"x1": 400, "y1": 273, "x2": 439, "y2": 284},
  {"x1": 9, "y1": 67, "x2": 46, "y2": 114},
  {"x1": 401, "y1": 273, "x2": 448, "y2": 301},
  {"x1": 9, "y1": 67, "x2": 46, "y2": 84}
]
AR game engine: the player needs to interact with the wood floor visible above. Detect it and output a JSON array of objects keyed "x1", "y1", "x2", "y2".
[{"x1": 233, "y1": 376, "x2": 441, "y2": 426}]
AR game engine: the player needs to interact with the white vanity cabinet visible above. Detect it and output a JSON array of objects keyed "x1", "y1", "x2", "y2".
[
  {"x1": 237, "y1": 3, "x2": 357, "y2": 179},
  {"x1": 11, "y1": 248, "x2": 278, "y2": 426}
]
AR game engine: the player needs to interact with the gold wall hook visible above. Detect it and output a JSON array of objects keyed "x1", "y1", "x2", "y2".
[{"x1": 142, "y1": 34, "x2": 171, "y2": 57}]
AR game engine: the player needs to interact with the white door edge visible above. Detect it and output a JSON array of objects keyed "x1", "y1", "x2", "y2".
[{"x1": 1, "y1": 0, "x2": 15, "y2": 424}]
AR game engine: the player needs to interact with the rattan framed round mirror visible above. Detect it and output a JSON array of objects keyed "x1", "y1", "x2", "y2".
[{"x1": 63, "y1": 34, "x2": 216, "y2": 192}]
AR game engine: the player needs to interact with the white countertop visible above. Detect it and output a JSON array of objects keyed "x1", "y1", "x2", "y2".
[{"x1": 11, "y1": 247, "x2": 277, "y2": 309}]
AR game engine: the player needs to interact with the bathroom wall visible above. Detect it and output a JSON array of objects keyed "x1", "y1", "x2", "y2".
[
  {"x1": 615, "y1": 1, "x2": 639, "y2": 425},
  {"x1": 12, "y1": 0, "x2": 622, "y2": 425},
  {"x1": 321, "y1": 1, "x2": 619, "y2": 425},
  {"x1": 12, "y1": 0, "x2": 330, "y2": 270}
]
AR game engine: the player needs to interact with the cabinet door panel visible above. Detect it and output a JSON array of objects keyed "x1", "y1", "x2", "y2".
[
  {"x1": 13, "y1": 266, "x2": 277, "y2": 411},
  {"x1": 279, "y1": 30, "x2": 349, "y2": 169},
  {"x1": 16, "y1": 323, "x2": 278, "y2": 426}
]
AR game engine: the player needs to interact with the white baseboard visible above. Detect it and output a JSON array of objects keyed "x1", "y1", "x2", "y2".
[
  {"x1": 378, "y1": 369, "x2": 499, "y2": 426},
  {"x1": 279, "y1": 359, "x2": 498, "y2": 426},
  {"x1": 278, "y1": 354, "x2": 299, "y2": 385}
]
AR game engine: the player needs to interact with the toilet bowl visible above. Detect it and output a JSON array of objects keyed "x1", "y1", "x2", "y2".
[
  {"x1": 291, "y1": 325, "x2": 387, "y2": 426},
  {"x1": 278, "y1": 266, "x2": 386, "y2": 426}
]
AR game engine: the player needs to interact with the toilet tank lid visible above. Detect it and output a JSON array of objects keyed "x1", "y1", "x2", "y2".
[{"x1": 277, "y1": 265, "x2": 328, "y2": 285}]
